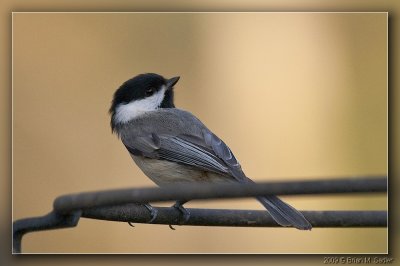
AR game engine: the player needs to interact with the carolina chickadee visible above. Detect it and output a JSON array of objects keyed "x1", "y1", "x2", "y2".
[{"x1": 109, "y1": 73, "x2": 312, "y2": 230}]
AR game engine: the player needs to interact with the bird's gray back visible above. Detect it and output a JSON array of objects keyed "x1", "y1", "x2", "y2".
[{"x1": 118, "y1": 108, "x2": 205, "y2": 140}]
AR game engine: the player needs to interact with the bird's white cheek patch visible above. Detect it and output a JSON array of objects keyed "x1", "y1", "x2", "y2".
[{"x1": 114, "y1": 86, "x2": 166, "y2": 123}]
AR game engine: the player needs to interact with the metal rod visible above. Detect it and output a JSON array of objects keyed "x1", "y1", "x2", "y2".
[
  {"x1": 82, "y1": 204, "x2": 387, "y2": 228},
  {"x1": 13, "y1": 206, "x2": 387, "y2": 253},
  {"x1": 53, "y1": 176, "x2": 387, "y2": 214},
  {"x1": 13, "y1": 210, "x2": 81, "y2": 253},
  {"x1": 13, "y1": 176, "x2": 387, "y2": 253}
]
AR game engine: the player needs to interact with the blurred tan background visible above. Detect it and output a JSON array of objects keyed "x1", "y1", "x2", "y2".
[{"x1": 12, "y1": 12, "x2": 387, "y2": 253}]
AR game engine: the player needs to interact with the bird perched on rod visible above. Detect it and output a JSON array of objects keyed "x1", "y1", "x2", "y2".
[{"x1": 109, "y1": 73, "x2": 312, "y2": 230}]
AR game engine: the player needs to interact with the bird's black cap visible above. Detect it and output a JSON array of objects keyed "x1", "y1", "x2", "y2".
[{"x1": 109, "y1": 73, "x2": 179, "y2": 131}]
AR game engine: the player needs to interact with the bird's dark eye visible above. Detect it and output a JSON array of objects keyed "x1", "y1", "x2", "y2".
[{"x1": 145, "y1": 88, "x2": 155, "y2": 96}]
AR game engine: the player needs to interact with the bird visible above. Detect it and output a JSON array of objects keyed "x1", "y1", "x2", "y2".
[{"x1": 109, "y1": 73, "x2": 312, "y2": 230}]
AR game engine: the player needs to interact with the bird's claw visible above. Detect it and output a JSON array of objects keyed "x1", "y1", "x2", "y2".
[{"x1": 169, "y1": 224, "x2": 176, "y2": 230}]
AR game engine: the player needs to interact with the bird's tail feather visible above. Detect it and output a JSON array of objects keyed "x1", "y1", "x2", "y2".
[{"x1": 257, "y1": 195, "x2": 312, "y2": 230}]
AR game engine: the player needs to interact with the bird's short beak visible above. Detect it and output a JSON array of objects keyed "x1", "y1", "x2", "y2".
[{"x1": 166, "y1": 76, "x2": 180, "y2": 90}]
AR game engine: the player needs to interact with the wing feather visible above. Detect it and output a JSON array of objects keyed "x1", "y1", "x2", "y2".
[{"x1": 122, "y1": 131, "x2": 245, "y2": 179}]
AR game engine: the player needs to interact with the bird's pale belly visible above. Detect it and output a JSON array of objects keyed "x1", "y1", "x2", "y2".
[{"x1": 131, "y1": 155, "x2": 233, "y2": 186}]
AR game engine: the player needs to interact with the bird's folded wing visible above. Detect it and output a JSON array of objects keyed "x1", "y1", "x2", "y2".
[{"x1": 122, "y1": 131, "x2": 247, "y2": 181}]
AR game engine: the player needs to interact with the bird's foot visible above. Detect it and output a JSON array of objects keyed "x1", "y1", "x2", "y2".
[
  {"x1": 173, "y1": 201, "x2": 190, "y2": 224},
  {"x1": 168, "y1": 200, "x2": 190, "y2": 230},
  {"x1": 127, "y1": 203, "x2": 158, "y2": 227},
  {"x1": 144, "y1": 203, "x2": 158, "y2": 223}
]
